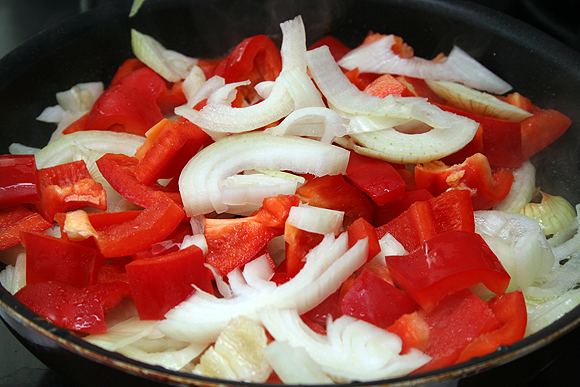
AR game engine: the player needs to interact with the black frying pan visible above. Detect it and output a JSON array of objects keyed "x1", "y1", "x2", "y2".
[{"x1": 2, "y1": 0, "x2": 580, "y2": 386}]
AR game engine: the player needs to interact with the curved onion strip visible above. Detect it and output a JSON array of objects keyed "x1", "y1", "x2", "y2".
[
  {"x1": 259, "y1": 309, "x2": 430, "y2": 382},
  {"x1": 286, "y1": 205, "x2": 344, "y2": 235},
  {"x1": 526, "y1": 287, "x2": 580, "y2": 336},
  {"x1": 131, "y1": 29, "x2": 197, "y2": 82},
  {"x1": 157, "y1": 233, "x2": 367, "y2": 344},
  {"x1": 34, "y1": 131, "x2": 145, "y2": 169},
  {"x1": 221, "y1": 173, "x2": 300, "y2": 206},
  {"x1": 426, "y1": 80, "x2": 532, "y2": 121},
  {"x1": 184, "y1": 75, "x2": 225, "y2": 108},
  {"x1": 181, "y1": 66, "x2": 206, "y2": 103},
  {"x1": 265, "y1": 107, "x2": 346, "y2": 143},
  {"x1": 493, "y1": 160, "x2": 536, "y2": 213},
  {"x1": 337, "y1": 35, "x2": 512, "y2": 94},
  {"x1": 279, "y1": 15, "x2": 308, "y2": 73},
  {"x1": 277, "y1": 69, "x2": 325, "y2": 109},
  {"x1": 521, "y1": 191, "x2": 577, "y2": 236},
  {"x1": 264, "y1": 341, "x2": 334, "y2": 384},
  {"x1": 178, "y1": 132, "x2": 350, "y2": 216},
  {"x1": 306, "y1": 46, "x2": 479, "y2": 163}
]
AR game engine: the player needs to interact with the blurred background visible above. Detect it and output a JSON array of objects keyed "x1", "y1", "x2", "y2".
[{"x1": 1, "y1": 0, "x2": 579, "y2": 386}]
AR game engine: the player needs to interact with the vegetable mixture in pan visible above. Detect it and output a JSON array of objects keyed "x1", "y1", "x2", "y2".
[{"x1": 1, "y1": 13, "x2": 578, "y2": 384}]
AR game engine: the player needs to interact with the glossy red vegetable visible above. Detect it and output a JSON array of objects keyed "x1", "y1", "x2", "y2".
[
  {"x1": 415, "y1": 153, "x2": 514, "y2": 210},
  {"x1": 0, "y1": 205, "x2": 52, "y2": 250},
  {"x1": 283, "y1": 223, "x2": 325, "y2": 279},
  {"x1": 126, "y1": 244, "x2": 213, "y2": 320},
  {"x1": 0, "y1": 154, "x2": 39, "y2": 209},
  {"x1": 372, "y1": 188, "x2": 434, "y2": 227},
  {"x1": 21, "y1": 231, "x2": 105, "y2": 288},
  {"x1": 346, "y1": 217, "x2": 381, "y2": 262},
  {"x1": 386, "y1": 231, "x2": 511, "y2": 312}
]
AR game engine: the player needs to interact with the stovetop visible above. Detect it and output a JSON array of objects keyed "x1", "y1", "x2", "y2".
[{"x1": 1, "y1": 1, "x2": 579, "y2": 386}]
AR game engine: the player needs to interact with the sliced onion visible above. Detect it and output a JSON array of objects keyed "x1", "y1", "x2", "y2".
[
  {"x1": 426, "y1": 80, "x2": 532, "y2": 121},
  {"x1": 286, "y1": 205, "x2": 344, "y2": 235},
  {"x1": 493, "y1": 160, "x2": 536, "y2": 213},
  {"x1": 178, "y1": 132, "x2": 350, "y2": 216},
  {"x1": 265, "y1": 107, "x2": 347, "y2": 143},
  {"x1": 0, "y1": 253, "x2": 26, "y2": 295},
  {"x1": 184, "y1": 75, "x2": 225, "y2": 108},
  {"x1": 277, "y1": 68, "x2": 325, "y2": 109},
  {"x1": 259, "y1": 309, "x2": 430, "y2": 382},
  {"x1": 521, "y1": 191, "x2": 577, "y2": 236},
  {"x1": 8, "y1": 143, "x2": 40, "y2": 155},
  {"x1": 55, "y1": 82, "x2": 104, "y2": 114},
  {"x1": 36, "y1": 105, "x2": 65, "y2": 123},
  {"x1": 221, "y1": 173, "x2": 301, "y2": 206},
  {"x1": 526, "y1": 287, "x2": 580, "y2": 336},
  {"x1": 181, "y1": 66, "x2": 207, "y2": 103},
  {"x1": 131, "y1": 29, "x2": 197, "y2": 82},
  {"x1": 129, "y1": 0, "x2": 147, "y2": 17},
  {"x1": 34, "y1": 130, "x2": 145, "y2": 169},
  {"x1": 157, "y1": 233, "x2": 367, "y2": 344},
  {"x1": 306, "y1": 46, "x2": 479, "y2": 163},
  {"x1": 279, "y1": 15, "x2": 308, "y2": 72},
  {"x1": 337, "y1": 35, "x2": 512, "y2": 94}
]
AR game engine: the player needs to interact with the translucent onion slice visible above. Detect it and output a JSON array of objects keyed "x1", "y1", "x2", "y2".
[
  {"x1": 526, "y1": 287, "x2": 580, "y2": 336},
  {"x1": 181, "y1": 66, "x2": 206, "y2": 103},
  {"x1": 157, "y1": 233, "x2": 367, "y2": 344},
  {"x1": 337, "y1": 35, "x2": 512, "y2": 94},
  {"x1": 264, "y1": 341, "x2": 334, "y2": 384},
  {"x1": 184, "y1": 75, "x2": 225, "y2": 108},
  {"x1": 425, "y1": 80, "x2": 532, "y2": 121},
  {"x1": 265, "y1": 107, "x2": 347, "y2": 143},
  {"x1": 493, "y1": 160, "x2": 536, "y2": 213},
  {"x1": 521, "y1": 191, "x2": 577, "y2": 236},
  {"x1": 259, "y1": 309, "x2": 430, "y2": 382},
  {"x1": 286, "y1": 205, "x2": 344, "y2": 235},
  {"x1": 34, "y1": 130, "x2": 145, "y2": 169},
  {"x1": 55, "y1": 82, "x2": 104, "y2": 115},
  {"x1": 131, "y1": 29, "x2": 197, "y2": 82},
  {"x1": 178, "y1": 132, "x2": 350, "y2": 216},
  {"x1": 306, "y1": 46, "x2": 479, "y2": 163},
  {"x1": 221, "y1": 173, "x2": 300, "y2": 206}
]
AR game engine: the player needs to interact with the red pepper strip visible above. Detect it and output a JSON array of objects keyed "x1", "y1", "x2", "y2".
[
  {"x1": 363, "y1": 74, "x2": 407, "y2": 97},
  {"x1": 284, "y1": 223, "x2": 325, "y2": 279},
  {"x1": 0, "y1": 205, "x2": 52, "y2": 251},
  {"x1": 15, "y1": 280, "x2": 131, "y2": 333},
  {"x1": 386, "y1": 231, "x2": 510, "y2": 313},
  {"x1": 372, "y1": 188, "x2": 433, "y2": 227},
  {"x1": 132, "y1": 222, "x2": 191, "y2": 260},
  {"x1": 296, "y1": 174, "x2": 373, "y2": 228},
  {"x1": 21, "y1": 231, "x2": 105, "y2": 288},
  {"x1": 61, "y1": 112, "x2": 90, "y2": 135},
  {"x1": 346, "y1": 217, "x2": 381, "y2": 262},
  {"x1": 133, "y1": 119, "x2": 210, "y2": 185},
  {"x1": 126, "y1": 244, "x2": 213, "y2": 320},
  {"x1": 386, "y1": 311, "x2": 430, "y2": 354},
  {"x1": 415, "y1": 153, "x2": 514, "y2": 211},
  {"x1": 156, "y1": 81, "x2": 188, "y2": 116},
  {"x1": 309, "y1": 35, "x2": 352, "y2": 62},
  {"x1": 0, "y1": 154, "x2": 40, "y2": 209},
  {"x1": 110, "y1": 58, "x2": 146, "y2": 85},
  {"x1": 213, "y1": 35, "x2": 282, "y2": 101},
  {"x1": 97, "y1": 256, "x2": 132, "y2": 287},
  {"x1": 344, "y1": 68, "x2": 380, "y2": 91},
  {"x1": 376, "y1": 189, "x2": 474, "y2": 252},
  {"x1": 96, "y1": 153, "x2": 182, "y2": 208},
  {"x1": 254, "y1": 194, "x2": 301, "y2": 228},
  {"x1": 413, "y1": 289, "x2": 501, "y2": 373},
  {"x1": 36, "y1": 160, "x2": 107, "y2": 221},
  {"x1": 456, "y1": 290, "x2": 527, "y2": 363},
  {"x1": 204, "y1": 195, "x2": 299, "y2": 276},
  {"x1": 345, "y1": 151, "x2": 406, "y2": 206},
  {"x1": 85, "y1": 67, "x2": 167, "y2": 136},
  {"x1": 93, "y1": 197, "x2": 185, "y2": 258},
  {"x1": 341, "y1": 268, "x2": 420, "y2": 330},
  {"x1": 301, "y1": 290, "x2": 343, "y2": 329}
]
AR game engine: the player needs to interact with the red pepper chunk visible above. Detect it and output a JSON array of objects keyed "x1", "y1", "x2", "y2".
[
  {"x1": 284, "y1": 223, "x2": 325, "y2": 279},
  {"x1": 0, "y1": 206, "x2": 52, "y2": 250},
  {"x1": 415, "y1": 153, "x2": 514, "y2": 211},
  {"x1": 93, "y1": 197, "x2": 185, "y2": 258},
  {"x1": 0, "y1": 154, "x2": 40, "y2": 209},
  {"x1": 341, "y1": 268, "x2": 420, "y2": 330},
  {"x1": 386, "y1": 231, "x2": 510, "y2": 313},
  {"x1": 36, "y1": 160, "x2": 107, "y2": 221},
  {"x1": 126, "y1": 244, "x2": 213, "y2": 320},
  {"x1": 15, "y1": 281, "x2": 131, "y2": 333},
  {"x1": 346, "y1": 217, "x2": 381, "y2": 262},
  {"x1": 345, "y1": 151, "x2": 406, "y2": 206},
  {"x1": 22, "y1": 231, "x2": 105, "y2": 288},
  {"x1": 85, "y1": 67, "x2": 167, "y2": 136}
]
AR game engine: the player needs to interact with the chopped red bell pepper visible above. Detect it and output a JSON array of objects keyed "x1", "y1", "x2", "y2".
[
  {"x1": 413, "y1": 289, "x2": 501, "y2": 373},
  {"x1": 61, "y1": 112, "x2": 90, "y2": 135},
  {"x1": 0, "y1": 205, "x2": 52, "y2": 250},
  {"x1": 283, "y1": 223, "x2": 325, "y2": 279},
  {"x1": 84, "y1": 67, "x2": 167, "y2": 136},
  {"x1": 133, "y1": 118, "x2": 210, "y2": 185},
  {"x1": 415, "y1": 153, "x2": 514, "y2": 210},
  {"x1": 386, "y1": 231, "x2": 510, "y2": 312},
  {"x1": 110, "y1": 58, "x2": 146, "y2": 85},
  {"x1": 372, "y1": 188, "x2": 433, "y2": 227},
  {"x1": 126, "y1": 244, "x2": 213, "y2": 320},
  {"x1": 363, "y1": 74, "x2": 407, "y2": 97},
  {"x1": 344, "y1": 68, "x2": 381, "y2": 91},
  {"x1": 376, "y1": 189, "x2": 474, "y2": 252},
  {"x1": 213, "y1": 34, "x2": 282, "y2": 101},
  {"x1": 296, "y1": 174, "x2": 373, "y2": 227},
  {"x1": 92, "y1": 196, "x2": 185, "y2": 258},
  {"x1": 15, "y1": 280, "x2": 131, "y2": 333},
  {"x1": 386, "y1": 311, "x2": 430, "y2": 354},
  {"x1": 254, "y1": 194, "x2": 301, "y2": 228},
  {"x1": 21, "y1": 231, "x2": 106, "y2": 288},
  {"x1": 396, "y1": 76, "x2": 447, "y2": 103},
  {"x1": 156, "y1": 80, "x2": 188, "y2": 116},
  {"x1": 132, "y1": 222, "x2": 192, "y2": 260},
  {"x1": 301, "y1": 290, "x2": 343, "y2": 328},
  {"x1": 456, "y1": 290, "x2": 527, "y2": 363},
  {"x1": 341, "y1": 268, "x2": 420, "y2": 330},
  {"x1": 96, "y1": 153, "x2": 182, "y2": 208},
  {"x1": 309, "y1": 35, "x2": 352, "y2": 62},
  {"x1": 345, "y1": 151, "x2": 406, "y2": 206},
  {"x1": 0, "y1": 154, "x2": 40, "y2": 209},
  {"x1": 36, "y1": 160, "x2": 107, "y2": 221},
  {"x1": 346, "y1": 217, "x2": 381, "y2": 262}
]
